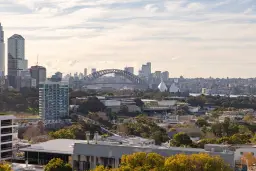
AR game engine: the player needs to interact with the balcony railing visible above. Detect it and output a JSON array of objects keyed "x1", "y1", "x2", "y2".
[
  {"x1": 1, "y1": 147, "x2": 12, "y2": 151},
  {"x1": 1, "y1": 123, "x2": 12, "y2": 127},
  {"x1": 1, "y1": 139, "x2": 12, "y2": 143},
  {"x1": 1, "y1": 131, "x2": 12, "y2": 134}
]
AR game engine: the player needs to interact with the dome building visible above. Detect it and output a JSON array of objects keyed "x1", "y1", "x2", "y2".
[
  {"x1": 169, "y1": 83, "x2": 180, "y2": 93},
  {"x1": 158, "y1": 81, "x2": 168, "y2": 92}
]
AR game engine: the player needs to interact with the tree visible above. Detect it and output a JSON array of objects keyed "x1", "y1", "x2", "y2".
[
  {"x1": 187, "y1": 95, "x2": 206, "y2": 107},
  {"x1": 120, "y1": 152, "x2": 165, "y2": 171},
  {"x1": 196, "y1": 118, "x2": 209, "y2": 128},
  {"x1": 243, "y1": 114, "x2": 254, "y2": 124},
  {"x1": 165, "y1": 153, "x2": 232, "y2": 171},
  {"x1": 44, "y1": 158, "x2": 72, "y2": 171},
  {"x1": 119, "y1": 105, "x2": 129, "y2": 115},
  {"x1": 134, "y1": 98, "x2": 144, "y2": 108},
  {"x1": 93, "y1": 152, "x2": 232, "y2": 171},
  {"x1": 49, "y1": 128, "x2": 75, "y2": 139},
  {"x1": 241, "y1": 152, "x2": 256, "y2": 170},
  {"x1": 170, "y1": 132, "x2": 192, "y2": 147},
  {"x1": 23, "y1": 126, "x2": 41, "y2": 141},
  {"x1": 0, "y1": 162, "x2": 12, "y2": 171},
  {"x1": 78, "y1": 97, "x2": 105, "y2": 114}
]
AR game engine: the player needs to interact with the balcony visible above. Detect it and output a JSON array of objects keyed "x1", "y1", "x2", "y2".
[
  {"x1": 1, "y1": 151, "x2": 12, "y2": 159},
  {"x1": 1, "y1": 135, "x2": 12, "y2": 141},
  {"x1": 1, "y1": 120, "x2": 12, "y2": 127},
  {"x1": 1, "y1": 128, "x2": 12, "y2": 135}
]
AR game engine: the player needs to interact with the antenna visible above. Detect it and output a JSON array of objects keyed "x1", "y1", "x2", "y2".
[{"x1": 36, "y1": 54, "x2": 39, "y2": 66}]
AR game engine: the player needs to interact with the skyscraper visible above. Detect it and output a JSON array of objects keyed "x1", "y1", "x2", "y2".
[
  {"x1": 8, "y1": 34, "x2": 28, "y2": 88},
  {"x1": 124, "y1": 67, "x2": 134, "y2": 74},
  {"x1": 161, "y1": 71, "x2": 169, "y2": 81},
  {"x1": 0, "y1": 23, "x2": 5, "y2": 76},
  {"x1": 30, "y1": 65, "x2": 46, "y2": 87},
  {"x1": 84, "y1": 68, "x2": 87, "y2": 76},
  {"x1": 39, "y1": 81, "x2": 69, "y2": 120}
]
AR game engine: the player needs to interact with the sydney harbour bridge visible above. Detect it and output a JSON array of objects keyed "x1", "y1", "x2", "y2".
[{"x1": 82, "y1": 69, "x2": 149, "y2": 89}]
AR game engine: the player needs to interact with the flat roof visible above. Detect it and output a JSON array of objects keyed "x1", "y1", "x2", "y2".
[
  {"x1": 21, "y1": 139, "x2": 207, "y2": 155},
  {"x1": 0, "y1": 115, "x2": 16, "y2": 120},
  {"x1": 21, "y1": 139, "x2": 86, "y2": 154}
]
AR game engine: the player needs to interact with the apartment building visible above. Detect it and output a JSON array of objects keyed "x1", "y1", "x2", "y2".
[
  {"x1": 0, "y1": 115, "x2": 17, "y2": 161},
  {"x1": 39, "y1": 81, "x2": 69, "y2": 120}
]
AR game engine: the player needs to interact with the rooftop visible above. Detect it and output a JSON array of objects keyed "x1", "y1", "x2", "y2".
[
  {"x1": 0, "y1": 115, "x2": 16, "y2": 120},
  {"x1": 21, "y1": 139, "x2": 86, "y2": 154},
  {"x1": 9, "y1": 34, "x2": 24, "y2": 40},
  {"x1": 21, "y1": 138, "x2": 207, "y2": 154}
]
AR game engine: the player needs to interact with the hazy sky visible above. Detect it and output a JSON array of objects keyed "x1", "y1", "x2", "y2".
[{"x1": 1, "y1": 0, "x2": 256, "y2": 77}]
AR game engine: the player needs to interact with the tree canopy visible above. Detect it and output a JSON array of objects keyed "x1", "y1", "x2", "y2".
[
  {"x1": 0, "y1": 162, "x2": 12, "y2": 171},
  {"x1": 92, "y1": 152, "x2": 232, "y2": 171},
  {"x1": 44, "y1": 158, "x2": 72, "y2": 171}
]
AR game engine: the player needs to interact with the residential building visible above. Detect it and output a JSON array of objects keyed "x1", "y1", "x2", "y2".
[
  {"x1": 0, "y1": 115, "x2": 17, "y2": 161},
  {"x1": 124, "y1": 67, "x2": 134, "y2": 74},
  {"x1": 30, "y1": 65, "x2": 46, "y2": 87},
  {"x1": 7, "y1": 34, "x2": 28, "y2": 88},
  {"x1": 39, "y1": 81, "x2": 69, "y2": 121},
  {"x1": 0, "y1": 23, "x2": 5, "y2": 76}
]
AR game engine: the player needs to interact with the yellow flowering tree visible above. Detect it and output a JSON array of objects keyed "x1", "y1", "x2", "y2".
[
  {"x1": 93, "y1": 152, "x2": 232, "y2": 171},
  {"x1": 0, "y1": 162, "x2": 12, "y2": 171}
]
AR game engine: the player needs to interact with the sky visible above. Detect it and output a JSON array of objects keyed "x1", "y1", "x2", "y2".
[{"x1": 0, "y1": 0, "x2": 256, "y2": 78}]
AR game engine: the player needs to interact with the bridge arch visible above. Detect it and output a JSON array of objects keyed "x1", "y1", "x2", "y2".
[{"x1": 84, "y1": 69, "x2": 148, "y2": 87}]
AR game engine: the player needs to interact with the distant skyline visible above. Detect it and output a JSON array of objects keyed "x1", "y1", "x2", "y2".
[{"x1": 1, "y1": 0, "x2": 256, "y2": 78}]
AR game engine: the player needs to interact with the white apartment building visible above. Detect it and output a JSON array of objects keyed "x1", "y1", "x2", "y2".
[
  {"x1": 39, "y1": 81, "x2": 69, "y2": 121},
  {"x1": 0, "y1": 115, "x2": 17, "y2": 161}
]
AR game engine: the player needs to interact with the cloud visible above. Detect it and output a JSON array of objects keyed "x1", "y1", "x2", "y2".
[
  {"x1": 186, "y1": 3, "x2": 205, "y2": 11},
  {"x1": 1, "y1": 0, "x2": 256, "y2": 78},
  {"x1": 144, "y1": 4, "x2": 160, "y2": 12}
]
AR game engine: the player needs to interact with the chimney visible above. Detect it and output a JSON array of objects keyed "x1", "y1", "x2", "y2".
[
  {"x1": 95, "y1": 131, "x2": 98, "y2": 144},
  {"x1": 86, "y1": 131, "x2": 90, "y2": 144}
]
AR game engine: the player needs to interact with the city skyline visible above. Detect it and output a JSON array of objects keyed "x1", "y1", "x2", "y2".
[{"x1": 0, "y1": 0, "x2": 256, "y2": 78}]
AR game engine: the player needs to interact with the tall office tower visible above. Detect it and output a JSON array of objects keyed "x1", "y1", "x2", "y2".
[
  {"x1": 30, "y1": 65, "x2": 47, "y2": 87},
  {"x1": 84, "y1": 68, "x2": 87, "y2": 76},
  {"x1": 8, "y1": 34, "x2": 28, "y2": 88},
  {"x1": 146, "y1": 62, "x2": 151, "y2": 75},
  {"x1": 91, "y1": 68, "x2": 96, "y2": 74},
  {"x1": 140, "y1": 62, "x2": 151, "y2": 79},
  {"x1": 161, "y1": 71, "x2": 169, "y2": 81},
  {"x1": 19, "y1": 69, "x2": 36, "y2": 88},
  {"x1": 154, "y1": 71, "x2": 162, "y2": 79},
  {"x1": 0, "y1": 23, "x2": 5, "y2": 76},
  {"x1": 124, "y1": 67, "x2": 134, "y2": 74},
  {"x1": 39, "y1": 81, "x2": 69, "y2": 121}
]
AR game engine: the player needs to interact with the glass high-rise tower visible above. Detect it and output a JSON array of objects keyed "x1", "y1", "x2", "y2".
[
  {"x1": 0, "y1": 23, "x2": 5, "y2": 76},
  {"x1": 8, "y1": 34, "x2": 28, "y2": 88}
]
